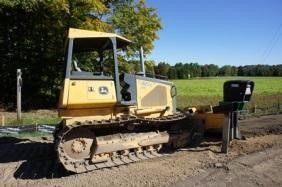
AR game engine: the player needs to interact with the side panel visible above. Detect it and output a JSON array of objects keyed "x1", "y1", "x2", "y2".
[
  {"x1": 67, "y1": 79, "x2": 117, "y2": 108},
  {"x1": 136, "y1": 78, "x2": 174, "y2": 115}
]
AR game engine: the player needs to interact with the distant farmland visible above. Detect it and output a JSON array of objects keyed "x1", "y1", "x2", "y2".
[{"x1": 173, "y1": 77, "x2": 282, "y2": 110}]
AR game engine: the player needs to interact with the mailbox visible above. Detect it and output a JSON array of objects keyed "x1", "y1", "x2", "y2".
[
  {"x1": 223, "y1": 80, "x2": 254, "y2": 102},
  {"x1": 214, "y1": 80, "x2": 255, "y2": 112}
]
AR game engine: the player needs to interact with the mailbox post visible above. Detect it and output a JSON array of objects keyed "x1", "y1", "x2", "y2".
[{"x1": 213, "y1": 80, "x2": 254, "y2": 153}]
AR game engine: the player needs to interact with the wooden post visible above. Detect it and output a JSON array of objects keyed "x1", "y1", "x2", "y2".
[
  {"x1": 17, "y1": 69, "x2": 22, "y2": 122},
  {"x1": 253, "y1": 104, "x2": 257, "y2": 113},
  {"x1": 1, "y1": 114, "x2": 4, "y2": 126},
  {"x1": 221, "y1": 113, "x2": 231, "y2": 153}
]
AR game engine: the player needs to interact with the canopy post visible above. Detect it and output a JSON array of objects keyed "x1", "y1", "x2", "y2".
[{"x1": 139, "y1": 46, "x2": 145, "y2": 77}]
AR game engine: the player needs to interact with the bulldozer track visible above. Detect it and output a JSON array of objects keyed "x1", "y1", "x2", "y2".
[{"x1": 55, "y1": 113, "x2": 189, "y2": 173}]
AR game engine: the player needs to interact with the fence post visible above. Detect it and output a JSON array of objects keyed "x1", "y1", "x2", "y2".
[
  {"x1": 17, "y1": 69, "x2": 22, "y2": 123},
  {"x1": 253, "y1": 104, "x2": 257, "y2": 114},
  {"x1": 1, "y1": 114, "x2": 4, "y2": 126}
]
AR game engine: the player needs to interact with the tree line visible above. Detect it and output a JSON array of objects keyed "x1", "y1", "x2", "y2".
[{"x1": 153, "y1": 63, "x2": 282, "y2": 79}]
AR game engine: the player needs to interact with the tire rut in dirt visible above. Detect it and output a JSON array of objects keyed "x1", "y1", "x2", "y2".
[
  {"x1": 0, "y1": 140, "x2": 70, "y2": 179},
  {"x1": 239, "y1": 115, "x2": 282, "y2": 138}
]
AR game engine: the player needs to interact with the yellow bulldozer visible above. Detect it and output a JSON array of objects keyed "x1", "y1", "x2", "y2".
[{"x1": 54, "y1": 28, "x2": 254, "y2": 173}]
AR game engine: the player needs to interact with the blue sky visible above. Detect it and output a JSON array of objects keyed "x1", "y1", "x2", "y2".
[{"x1": 146, "y1": 0, "x2": 282, "y2": 66}]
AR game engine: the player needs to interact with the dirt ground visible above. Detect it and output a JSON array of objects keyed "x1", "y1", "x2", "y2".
[{"x1": 0, "y1": 115, "x2": 281, "y2": 187}]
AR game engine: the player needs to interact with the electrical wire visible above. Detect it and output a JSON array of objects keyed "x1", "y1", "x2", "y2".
[{"x1": 261, "y1": 23, "x2": 282, "y2": 64}]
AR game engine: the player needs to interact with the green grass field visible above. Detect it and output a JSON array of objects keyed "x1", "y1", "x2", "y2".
[
  {"x1": 173, "y1": 77, "x2": 282, "y2": 109},
  {"x1": 173, "y1": 77, "x2": 282, "y2": 97},
  {"x1": 1, "y1": 110, "x2": 60, "y2": 126}
]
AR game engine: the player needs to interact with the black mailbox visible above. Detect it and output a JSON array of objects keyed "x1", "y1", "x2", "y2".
[
  {"x1": 213, "y1": 80, "x2": 255, "y2": 146},
  {"x1": 223, "y1": 80, "x2": 254, "y2": 102},
  {"x1": 214, "y1": 80, "x2": 255, "y2": 112}
]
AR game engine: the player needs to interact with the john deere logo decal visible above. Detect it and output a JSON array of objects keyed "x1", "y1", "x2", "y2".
[{"x1": 99, "y1": 86, "x2": 109, "y2": 95}]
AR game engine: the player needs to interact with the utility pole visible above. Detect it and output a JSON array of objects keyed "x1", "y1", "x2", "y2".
[{"x1": 17, "y1": 69, "x2": 22, "y2": 122}]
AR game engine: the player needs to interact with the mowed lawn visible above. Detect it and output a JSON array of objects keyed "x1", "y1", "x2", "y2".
[{"x1": 173, "y1": 77, "x2": 282, "y2": 97}]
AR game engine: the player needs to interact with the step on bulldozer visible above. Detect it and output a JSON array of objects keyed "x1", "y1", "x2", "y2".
[{"x1": 55, "y1": 28, "x2": 254, "y2": 173}]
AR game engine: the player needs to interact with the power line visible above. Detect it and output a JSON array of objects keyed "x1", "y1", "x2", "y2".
[{"x1": 261, "y1": 23, "x2": 282, "y2": 64}]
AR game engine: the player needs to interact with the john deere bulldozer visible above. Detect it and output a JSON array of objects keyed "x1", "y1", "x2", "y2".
[{"x1": 55, "y1": 28, "x2": 253, "y2": 173}]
